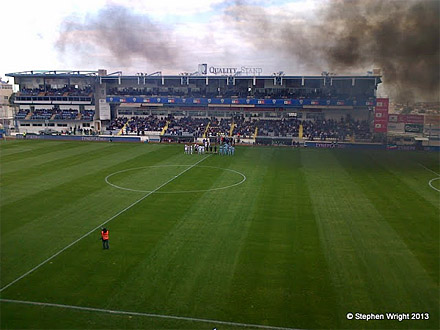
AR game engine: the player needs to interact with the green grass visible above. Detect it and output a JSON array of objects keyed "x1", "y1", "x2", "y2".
[{"x1": 1, "y1": 140, "x2": 439, "y2": 329}]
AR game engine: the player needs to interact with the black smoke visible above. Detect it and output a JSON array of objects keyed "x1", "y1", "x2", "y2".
[
  {"x1": 225, "y1": 0, "x2": 440, "y2": 101},
  {"x1": 56, "y1": 4, "x2": 180, "y2": 69}
]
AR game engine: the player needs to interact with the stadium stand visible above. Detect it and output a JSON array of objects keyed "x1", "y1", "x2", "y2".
[
  {"x1": 166, "y1": 116, "x2": 210, "y2": 137},
  {"x1": 19, "y1": 86, "x2": 93, "y2": 97},
  {"x1": 54, "y1": 109, "x2": 79, "y2": 120},
  {"x1": 15, "y1": 109, "x2": 30, "y2": 120},
  {"x1": 108, "y1": 116, "x2": 168, "y2": 134},
  {"x1": 31, "y1": 109, "x2": 54, "y2": 120},
  {"x1": 106, "y1": 114, "x2": 371, "y2": 142},
  {"x1": 81, "y1": 110, "x2": 95, "y2": 121},
  {"x1": 7, "y1": 69, "x2": 390, "y2": 140}
]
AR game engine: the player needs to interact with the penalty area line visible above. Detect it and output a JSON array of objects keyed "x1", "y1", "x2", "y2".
[
  {"x1": 0, "y1": 155, "x2": 210, "y2": 293},
  {"x1": 0, "y1": 299, "x2": 299, "y2": 330}
]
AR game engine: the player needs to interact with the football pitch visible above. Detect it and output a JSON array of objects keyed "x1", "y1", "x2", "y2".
[{"x1": 0, "y1": 140, "x2": 438, "y2": 329}]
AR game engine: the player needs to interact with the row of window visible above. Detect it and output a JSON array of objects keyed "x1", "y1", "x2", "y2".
[
  {"x1": 116, "y1": 110, "x2": 328, "y2": 119},
  {"x1": 16, "y1": 96, "x2": 92, "y2": 102},
  {"x1": 20, "y1": 123, "x2": 91, "y2": 127}
]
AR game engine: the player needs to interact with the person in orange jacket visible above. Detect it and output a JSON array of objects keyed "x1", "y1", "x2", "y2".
[{"x1": 101, "y1": 228, "x2": 109, "y2": 249}]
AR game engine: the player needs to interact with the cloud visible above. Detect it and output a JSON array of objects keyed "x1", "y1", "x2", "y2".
[
  {"x1": 56, "y1": 4, "x2": 183, "y2": 70},
  {"x1": 54, "y1": 0, "x2": 439, "y2": 101}
]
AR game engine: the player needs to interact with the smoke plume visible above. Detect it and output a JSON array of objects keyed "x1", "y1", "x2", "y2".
[
  {"x1": 56, "y1": 4, "x2": 180, "y2": 69},
  {"x1": 226, "y1": 0, "x2": 440, "y2": 101}
]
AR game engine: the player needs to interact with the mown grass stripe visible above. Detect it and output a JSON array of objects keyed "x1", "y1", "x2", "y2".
[
  {"x1": 1, "y1": 143, "x2": 438, "y2": 329},
  {"x1": 302, "y1": 149, "x2": 438, "y2": 328},
  {"x1": 336, "y1": 150, "x2": 439, "y2": 284},
  {"x1": 0, "y1": 140, "x2": 62, "y2": 158},
  {"x1": 0, "y1": 143, "x2": 164, "y2": 206},
  {"x1": 103, "y1": 150, "x2": 255, "y2": 321},
  {"x1": 226, "y1": 148, "x2": 338, "y2": 328},
  {"x1": 0, "y1": 155, "x2": 210, "y2": 293},
  {"x1": 1, "y1": 142, "x2": 127, "y2": 180},
  {"x1": 0, "y1": 141, "x2": 89, "y2": 165},
  {"x1": 0, "y1": 147, "x2": 205, "y2": 284}
]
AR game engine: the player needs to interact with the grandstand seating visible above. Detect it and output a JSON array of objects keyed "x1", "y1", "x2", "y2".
[
  {"x1": 107, "y1": 86, "x2": 374, "y2": 101},
  {"x1": 19, "y1": 88, "x2": 42, "y2": 96},
  {"x1": 31, "y1": 109, "x2": 53, "y2": 120},
  {"x1": 19, "y1": 86, "x2": 93, "y2": 97},
  {"x1": 15, "y1": 109, "x2": 30, "y2": 120},
  {"x1": 118, "y1": 116, "x2": 167, "y2": 134},
  {"x1": 10, "y1": 71, "x2": 381, "y2": 139},
  {"x1": 17, "y1": 108, "x2": 94, "y2": 122},
  {"x1": 166, "y1": 117, "x2": 210, "y2": 137},
  {"x1": 54, "y1": 109, "x2": 79, "y2": 120},
  {"x1": 107, "y1": 115, "x2": 371, "y2": 141},
  {"x1": 81, "y1": 110, "x2": 95, "y2": 121}
]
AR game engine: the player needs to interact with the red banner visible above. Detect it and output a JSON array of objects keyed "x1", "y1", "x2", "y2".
[{"x1": 374, "y1": 98, "x2": 389, "y2": 133}]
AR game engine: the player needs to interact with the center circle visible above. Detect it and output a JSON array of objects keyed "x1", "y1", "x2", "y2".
[
  {"x1": 105, "y1": 165, "x2": 246, "y2": 193},
  {"x1": 428, "y1": 177, "x2": 440, "y2": 192}
]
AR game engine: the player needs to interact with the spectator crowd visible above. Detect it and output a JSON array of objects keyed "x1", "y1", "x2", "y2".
[
  {"x1": 16, "y1": 107, "x2": 94, "y2": 121},
  {"x1": 19, "y1": 86, "x2": 93, "y2": 97},
  {"x1": 107, "y1": 115, "x2": 372, "y2": 141}
]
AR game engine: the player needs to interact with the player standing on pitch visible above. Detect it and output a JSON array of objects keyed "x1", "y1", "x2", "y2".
[{"x1": 100, "y1": 228, "x2": 109, "y2": 249}]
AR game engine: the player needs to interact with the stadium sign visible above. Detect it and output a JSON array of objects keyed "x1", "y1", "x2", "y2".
[
  {"x1": 207, "y1": 65, "x2": 263, "y2": 76},
  {"x1": 404, "y1": 124, "x2": 423, "y2": 133}
]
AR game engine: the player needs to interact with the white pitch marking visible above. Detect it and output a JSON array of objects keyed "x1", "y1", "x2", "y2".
[
  {"x1": 0, "y1": 156, "x2": 211, "y2": 293},
  {"x1": 419, "y1": 163, "x2": 440, "y2": 192},
  {"x1": 0, "y1": 298, "x2": 299, "y2": 330},
  {"x1": 419, "y1": 163, "x2": 440, "y2": 176},
  {"x1": 428, "y1": 177, "x2": 440, "y2": 192},
  {"x1": 105, "y1": 165, "x2": 246, "y2": 193}
]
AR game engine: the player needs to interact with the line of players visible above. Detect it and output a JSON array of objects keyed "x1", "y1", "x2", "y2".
[{"x1": 184, "y1": 141, "x2": 235, "y2": 156}]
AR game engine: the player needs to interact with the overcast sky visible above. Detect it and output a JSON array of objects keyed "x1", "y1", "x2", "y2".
[
  {"x1": 2, "y1": 0, "x2": 438, "y2": 101},
  {"x1": 1, "y1": 0, "x2": 326, "y2": 80}
]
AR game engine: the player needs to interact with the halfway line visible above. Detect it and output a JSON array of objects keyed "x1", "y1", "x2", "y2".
[
  {"x1": 419, "y1": 163, "x2": 440, "y2": 176},
  {"x1": 0, "y1": 298, "x2": 298, "y2": 330},
  {"x1": 0, "y1": 155, "x2": 210, "y2": 293}
]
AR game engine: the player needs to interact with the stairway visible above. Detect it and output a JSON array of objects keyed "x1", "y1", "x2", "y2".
[
  {"x1": 229, "y1": 122, "x2": 236, "y2": 137},
  {"x1": 117, "y1": 121, "x2": 129, "y2": 136},
  {"x1": 160, "y1": 120, "x2": 170, "y2": 136},
  {"x1": 203, "y1": 122, "x2": 210, "y2": 138}
]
